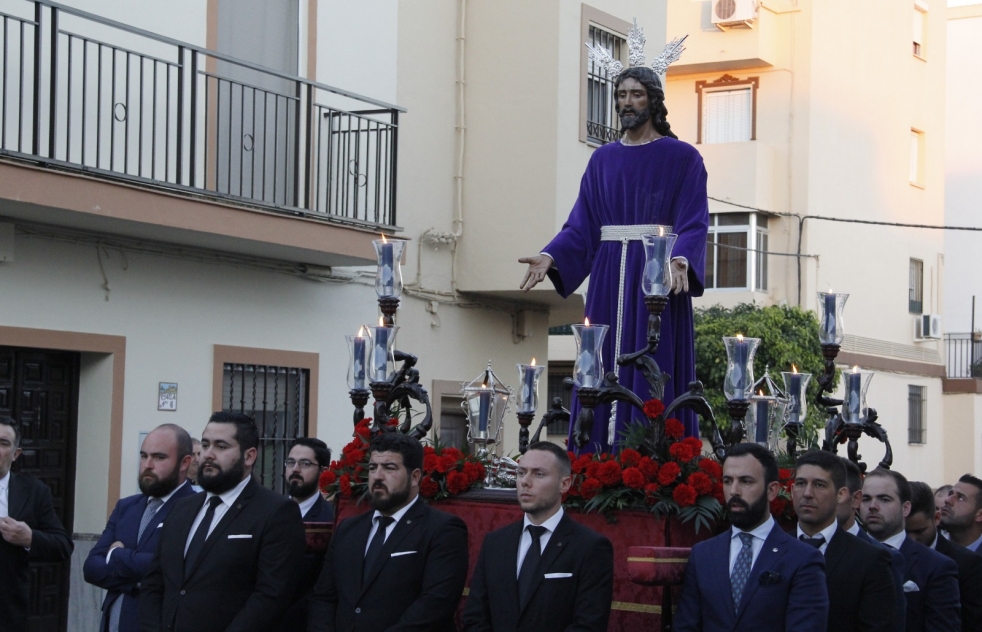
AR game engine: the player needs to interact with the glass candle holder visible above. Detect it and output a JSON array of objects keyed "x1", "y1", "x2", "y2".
[
  {"x1": 641, "y1": 228, "x2": 678, "y2": 297},
  {"x1": 817, "y1": 291, "x2": 848, "y2": 345},
  {"x1": 842, "y1": 367, "x2": 873, "y2": 425},
  {"x1": 723, "y1": 335, "x2": 761, "y2": 400},
  {"x1": 461, "y1": 363, "x2": 512, "y2": 450},
  {"x1": 516, "y1": 361, "x2": 546, "y2": 414},
  {"x1": 781, "y1": 369, "x2": 812, "y2": 426},
  {"x1": 374, "y1": 238, "x2": 406, "y2": 299},
  {"x1": 367, "y1": 324, "x2": 398, "y2": 382},
  {"x1": 748, "y1": 394, "x2": 788, "y2": 450},
  {"x1": 572, "y1": 322, "x2": 609, "y2": 388},
  {"x1": 345, "y1": 328, "x2": 371, "y2": 390}
]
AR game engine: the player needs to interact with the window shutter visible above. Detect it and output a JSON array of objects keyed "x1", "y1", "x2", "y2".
[{"x1": 702, "y1": 88, "x2": 752, "y2": 144}]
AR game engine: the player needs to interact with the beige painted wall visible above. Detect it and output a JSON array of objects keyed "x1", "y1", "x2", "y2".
[{"x1": 942, "y1": 392, "x2": 982, "y2": 484}]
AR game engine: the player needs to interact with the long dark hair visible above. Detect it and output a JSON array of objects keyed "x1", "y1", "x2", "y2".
[{"x1": 614, "y1": 67, "x2": 677, "y2": 140}]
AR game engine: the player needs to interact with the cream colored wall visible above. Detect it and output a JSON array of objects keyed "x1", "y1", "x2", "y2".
[
  {"x1": 941, "y1": 392, "x2": 982, "y2": 484},
  {"x1": 74, "y1": 353, "x2": 114, "y2": 534}
]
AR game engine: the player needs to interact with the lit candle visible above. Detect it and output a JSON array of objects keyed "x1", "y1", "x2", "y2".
[
  {"x1": 353, "y1": 327, "x2": 366, "y2": 389},
  {"x1": 378, "y1": 234, "x2": 395, "y2": 297},
  {"x1": 788, "y1": 365, "x2": 802, "y2": 424},
  {"x1": 478, "y1": 385, "x2": 491, "y2": 433},
  {"x1": 733, "y1": 334, "x2": 749, "y2": 396},
  {"x1": 580, "y1": 318, "x2": 597, "y2": 387},
  {"x1": 755, "y1": 393, "x2": 769, "y2": 444},
  {"x1": 844, "y1": 366, "x2": 862, "y2": 424},
  {"x1": 522, "y1": 359, "x2": 537, "y2": 411},
  {"x1": 823, "y1": 291, "x2": 837, "y2": 340}
]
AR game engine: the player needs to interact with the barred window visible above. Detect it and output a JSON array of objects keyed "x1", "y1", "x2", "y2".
[
  {"x1": 909, "y1": 259, "x2": 924, "y2": 314},
  {"x1": 908, "y1": 385, "x2": 926, "y2": 444},
  {"x1": 585, "y1": 25, "x2": 625, "y2": 146},
  {"x1": 222, "y1": 363, "x2": 309, "y2": 493}
]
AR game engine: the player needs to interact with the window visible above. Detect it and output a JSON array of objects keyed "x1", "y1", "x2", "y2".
[
  {"x1": 909, "y1": 258, "x2": 924, "y2": 314},
  {"x1": 222, "y1": 363, "x2": 310, "y2": 494},
  {"x1": 910, "y1": 129, "x2": 924, "y2": 185},
  {"x1": 579, "y1": 6, "x2": 631, "y2": 145},
  {"x1": 439, "y1": 395, "x2": 468, "y2": 452},
  {"x1": 696, "y1": 75, "x2": 759, "y2": 144},
  {"x1": 913, "y1": 5, "x2": 927, "y2": 58},
  {"x1": 546, "y1": 363, "x2": 573, "y2": 436},
  {"x1": 705, "y1": 213, "x2": 769, "y2": 291},
  {"x1": 908, "y1": 385, "x2": 926, "y2": 444}
]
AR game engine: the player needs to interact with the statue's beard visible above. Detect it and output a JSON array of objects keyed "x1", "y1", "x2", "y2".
[{"x1": 618, "y1": 107, "x2": 651, "y2": 133}]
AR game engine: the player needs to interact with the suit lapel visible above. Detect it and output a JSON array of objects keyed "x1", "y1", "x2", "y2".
[
  {"x1": 184, "y1": 480, "x2": 256, "y2": 580},
  {"x1": 7, "y1": 474, "x2": 29, "y2": 519},
  {"x1": 735, "y1": 523, "x2": 788, "y2": 623},
  {"x1": 360, "y1": 500, "x2": 426, "y2": 595},
  {"x1": 348, "y1": 511, "x2": 374, "y2": 590},
  {"x1": 824, "y1": 528, "x2": 847, "y2": 575},
  {"x1": 138, "y1": 483, "x2": 193, "y2": 548},
  {"x1": 519, "y1": 515, "x2": 574, "y2": 613}
]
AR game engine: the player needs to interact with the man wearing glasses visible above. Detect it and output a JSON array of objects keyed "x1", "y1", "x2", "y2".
[{"x1": 282, "y1": 438, "x2": 335, "y2": 630}]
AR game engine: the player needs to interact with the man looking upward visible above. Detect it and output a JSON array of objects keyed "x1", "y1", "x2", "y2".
[
  {"x1": 520, "y1": 37, "x2": 708, "y2": 453},
  {"x1": 940, "y1": 475, "x2": 982, "y2": 552}
]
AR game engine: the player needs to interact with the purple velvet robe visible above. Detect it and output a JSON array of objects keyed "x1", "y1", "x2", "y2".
[{"x1": 543, "y1": 138, "x2": 709, "y2": 454}]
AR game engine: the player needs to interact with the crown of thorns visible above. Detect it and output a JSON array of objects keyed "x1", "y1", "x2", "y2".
[{"x1": 586, "y1": 18, "x2": 687, "y2": 77}]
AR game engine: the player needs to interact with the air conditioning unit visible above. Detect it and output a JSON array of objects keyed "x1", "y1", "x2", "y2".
[
  {"x1": 712, "y1": 0, "x2": 759, "y2": 29},
  {"x1": 914, "y1": 314, "x2": 942, "y2": 340}
]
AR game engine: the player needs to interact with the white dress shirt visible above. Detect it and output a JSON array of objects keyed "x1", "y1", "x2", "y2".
[
  {"x1": 184, "y1": 475, "x2": 251, "y2": 555},
  {"x1": 881, "y1": 530, "x2": 908, "y2": 550},
  {"x1": 929, "y1": 533, "x2": 939, "y2": 550},
  {"x1": 0, "y1": 471, "x2": 9, "y2": 518},
  {"x1": 846, "y1": 522, "x2": 861, "y2": 536},
  {"x1": 729, "y1": 515, "x2": 775, "y2": 574},
  {"x1": 796, "y1": 520, "x2": 837, "y2": 555},
  {"x1": 364, "y1": 494, "x2": 419, "y2": 553},
  {"x1": 296, "y1": 491, "x2": 320, "y2": 519},
  {"x1": 517, "y1": 507, "x2": 565, "y2": 577}
]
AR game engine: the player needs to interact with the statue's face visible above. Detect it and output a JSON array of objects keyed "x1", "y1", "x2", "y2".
[{"x1": 615, "y1": 77, "x2": 650, "y2": 130}]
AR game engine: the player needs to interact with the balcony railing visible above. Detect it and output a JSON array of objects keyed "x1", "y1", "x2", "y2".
[
  {"x1": 0, "y1": 0, "x2": 402, "y2": 230},
  {"x1": 945, "y1": 333, "x2": 982, "y2": 379}
]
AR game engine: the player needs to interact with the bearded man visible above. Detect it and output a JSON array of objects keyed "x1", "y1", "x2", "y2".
[
  {"x1": 84, "y1": 423, "x2": 197, "y2": 632},
  {"x1": 521, "y1": 51, "x2": 709, "y2": 453},
  {"x1": 308, "y1": 432, "x2": 468, "y2": 632},
  {"x1": 139, "y1": 412, "x2": 306, "y2": 632}
]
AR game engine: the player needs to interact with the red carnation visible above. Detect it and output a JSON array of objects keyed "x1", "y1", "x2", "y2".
[
  {"x1": 657, "y1": 462, "x2": 681, "y2": 486},
  {"x1": 437, "y1": 455, "x2": 457, "y2": 473},
  {"x1": 585, "y1": 460, "x2": 601, "y2": 479},
  {"x1": 637, "y1": 456, "x2": 659, "y2": 480},
  {"x1": 318, "y1": 470, "x2": 337, "y2": 490},
  {"x1": 673, "y1": 483, "x2": 698, "y2": 507},
  {"x1": 770, "y1": 497, "x2": 787, "y2": 516},
  {"x1": 423, "y1": 454, "x2": 440, "y2": 473},
  {"x1": 423, "y1": 445, "x2": 436, "y2": 456},
  {"x1": 712, "y1": 482, "x2": 725, "y2": 503},
  {"x1": 698, "y1": 458, "x2": 723, "y2": 480},
  {"x1": 687, "y1": 472, "x2": 713, "y2": 496},
  {"x1": 442, "y1": 447, "x2": 463, "y2": 461},
  {"x1": 779, "y1": 468, "x2": 793, "y2": 482},
  {"x1": 622, "y1": 467, "x2": 645, "y2": 490},
  {"x1": 596, "y1": 460, "x2": 623, "y2": 486},
  {"x1": 580, "y1": 478, "x2": 603, "y2": 500},
  {"x1": 619, "y1": 449, "x2": 641, "y2": 468},
  {"x1": 388, "y1": 417, "x2": 399, "y2": 427},
  {"x1": 339, "y1": 474, "x2": 352, "y2": 497},
  {"x1": 355, "y1": 420, "x2": 372, "y2": 439},
  {"x1": 463, "y1": 461, "x2": 485, "y2": 483},
  {"x1": 420, "y1": 475, "x2": 439, "y2": 498},
  {"x1": 664, "y1": 417, "x2": 685, "y2": 439},
  {"x1": 669, "y1": 442, "x2": 696, "y2": 462},
  {"x1": 682, "y1": 437, "x2": 704, "y2": 461},
  {"x1": 644, "y1": 482, "x2": 660, "y2": 504},
  {"x1": 446, "y1": 470, "x2": 470, "y2": 495},
  {"x1": 643, "y1": 399, "x2": 665, "y2": 419},
  {"x1": 571, "y1": 454, "x2": 592, "y2": 475}
]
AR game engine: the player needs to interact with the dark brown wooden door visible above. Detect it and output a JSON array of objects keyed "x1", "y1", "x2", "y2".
[{"x1": 0, "y1": 347, "x2": 80, "y2": 632}]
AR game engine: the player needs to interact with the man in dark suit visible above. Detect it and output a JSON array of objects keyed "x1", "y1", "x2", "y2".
[
  {"x1": 0, "y1": 415, "x2": 74, "y2": 632},
  {"x1": 281, "y1": 437, "x2": 335, "y2": 630},
  {"x1": 675, "y1": 443, "x2": 827, "y2": 632},
  {"x1": 139, "y1": 412, "x2": 306, "y2": 632},
  {"x1": 84, "y1": 423, "x2": 197, "y2": 632},
  {"x1": 837, "y1": 457, "x2": 906, "y2": 632},
  {"x1": 308, "y1": 432, "x2": 468, "y2": 632},
  {"x1": 462, "y1": 441, "x2": 614, "y2": 632},
  {"x1": 861, "y1": 468, "x2": 961, "y2": 632},
  {"x1": 906, "y1": 481, "x2": 982, "y2": 632},
  {"x1": 940, "y1": 474, "x2": 982, "y2": 553},
  {"x1": 791, "y1": 450, "x2": 896, "y2": 632}
]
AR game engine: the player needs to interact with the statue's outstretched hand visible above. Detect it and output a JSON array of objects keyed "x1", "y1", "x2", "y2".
[
  {"x1": 670, "y1": 257, "x2": 689, "y2": 294},
  {"x1": 519, "y1": 254, "x2": 554, "y2": 292}
]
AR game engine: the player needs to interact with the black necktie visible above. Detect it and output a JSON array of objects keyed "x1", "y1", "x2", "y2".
[
  {"x1": 363, "y1": 516, "x2": 395, "y2": 582},
  {"x1": 518, "y1": 525, "x2": 547, "y2": 605},
  {"x1": 799, "y1": 534, "x2": 826, "y2": 549},
  {"x1": 185, "y1": 496, "x2": 222, "y2": 575}
]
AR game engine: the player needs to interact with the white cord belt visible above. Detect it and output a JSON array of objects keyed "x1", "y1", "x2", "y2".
[{"x1": 598, "y1": 224, "x2": 672, "y2": 445}]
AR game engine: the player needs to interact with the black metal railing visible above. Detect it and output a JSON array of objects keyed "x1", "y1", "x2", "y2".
[
  {"x1": 945, "y1": 333, "x2": 982, "y2": 379},
  {"x1": 0, "y1": 0, "x2": 402, "y2": 229}
]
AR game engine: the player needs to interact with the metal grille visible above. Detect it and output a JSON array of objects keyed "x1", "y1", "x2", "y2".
[
  {"x1": 755, "y1": 229, "x2": 768, "y2": 291},
  {"x1": 222, "y1": 363, "x2": 309, "y2": 494},
  {"x1": 908, "y1": 385, "x2": 925, "y2": 444},
  {"x1": 909, "y1": 259, "x2": 924, "y2": 314},
  {"x1": 546, "y1": 364, "x2": 573, "y2": 436},
  {"x1": 945, "y1": 333, "x2": 982, "y2": 378},
  {"x1": 586, "y1": 25, "x2": 623, "y2": 145}
]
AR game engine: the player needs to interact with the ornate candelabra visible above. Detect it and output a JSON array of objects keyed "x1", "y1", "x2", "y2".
[
  {"x1": 722, "y1": 334, "x2": 761, "y2": 447},
  {"x1": 780, "y1": 367, "x2": 811, "y2": 460}
]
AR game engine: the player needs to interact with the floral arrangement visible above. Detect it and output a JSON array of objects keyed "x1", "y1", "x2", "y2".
[
  {"x1": 319, "y1": 418, "x2": 486, "y2": 502},
  {"x1": 770, "y1": 467, "x2": 797, "y2": 523},
  {"x1": 563, "y1": 399, "x2": 725, "y2": 532}
]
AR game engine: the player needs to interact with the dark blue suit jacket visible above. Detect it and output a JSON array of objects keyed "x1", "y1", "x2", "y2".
[
  {"x1": 899, "y1": 536, "x2": 961, "y2": 632},
  {"x1": 856, "y1": 527, "x2": 907, "y2": 632},
  {"x1": 675, "y1": 522, "x2": 828, "y2": 632},
  {"x1": 83, "y1": 481, "x2": 195, "y2": 632}
]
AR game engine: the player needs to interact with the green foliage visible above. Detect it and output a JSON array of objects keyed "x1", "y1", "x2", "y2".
[{"x1": 694, "y1": 303, "x2": 836, "y2": 448}]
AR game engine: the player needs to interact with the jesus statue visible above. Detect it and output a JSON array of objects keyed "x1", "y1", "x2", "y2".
[{"x1": 520, "y1": 43, "x2": 708, "y2": 454}]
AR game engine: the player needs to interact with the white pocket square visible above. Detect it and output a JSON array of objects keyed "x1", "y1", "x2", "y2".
[
  {"x1": 227, "y1": 534, "x2": 252, "y2": 539},
  {"x1": 544, "y1": 572, "x2": 573, "y2": 579},
  {"x1": 156, "y1": 523, "x2": 163, "y2": 528},
  {"x1": 903, "y1": 580, "x2": 920, "y2": 593},
  {"x1": 391, "y1": 551, "x2": 417, "y2": 557}
]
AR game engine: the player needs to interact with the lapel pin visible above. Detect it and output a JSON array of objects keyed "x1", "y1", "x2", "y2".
[
  {"x1": 406, "y1": 519, "x2": 412, "y2": 524},
  {"x1": 772, "y1": 547, "x2": 778, "y2": 552}
]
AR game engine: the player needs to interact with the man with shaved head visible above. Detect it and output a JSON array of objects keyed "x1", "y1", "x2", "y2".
[{"x1": 84, "y1": 424, "x2": 196, "y2": 632}]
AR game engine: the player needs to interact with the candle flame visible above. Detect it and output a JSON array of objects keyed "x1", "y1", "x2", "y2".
[
  {"x1": 852, "y1": 365, "x2": 859, "y2": 373},
  {"x1": 378, "y1": 316, "x2": 385, "y2": 326},
  {"x1": 357, "y1": 326, "x2": 365, "y2": 337},
  {"x1": 792, "y1": 364, "x2": 798, "y2": 373},
  {"x1": 759, "y1": 390, "x2": 764, "y2": 396},
  {"x1": 829, "y1": 288, "x2": 833, "y2": 294},
  {"x1": 584, "y1": 317, "x2": 590, "y2": 326},
  {"x1": 659, "y1": 225, "x2": 665, "y2": 237},
  {"x1": 531, "y1": 358, "x2": 536, "y2": 366},
  {"x1": 736, "y1": 333, "x2": 744, "y2": 341},
  {"x1": 381, "y1": 233, "x2": 388, "y2": 244}
]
